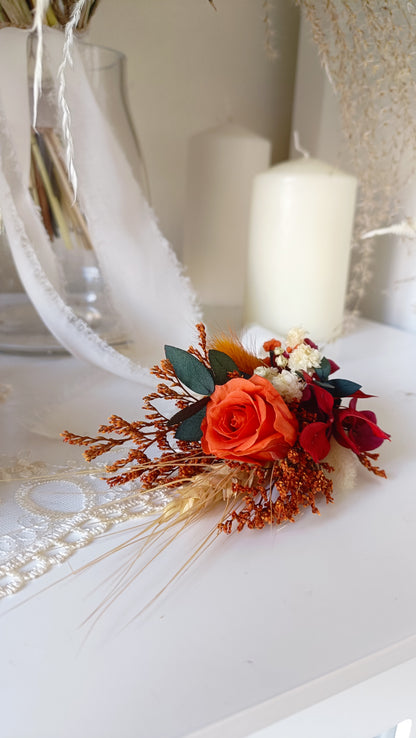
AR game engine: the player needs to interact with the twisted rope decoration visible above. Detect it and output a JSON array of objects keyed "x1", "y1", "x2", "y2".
[
  {"x1": 56, "y1": 0, "x2": 88, "y2": 201},
  {"x1": 31, "y1": 0, "x2": 50, "y2": 129}
]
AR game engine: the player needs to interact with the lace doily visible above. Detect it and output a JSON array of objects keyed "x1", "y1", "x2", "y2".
[{"x1": 0, "y1": 453, "x2": 173, "y2": 596}]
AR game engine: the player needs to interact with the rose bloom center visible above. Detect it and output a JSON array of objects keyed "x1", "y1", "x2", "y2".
[{"x1": 219, "y1": 399, "x2": 261, "y2": 438}]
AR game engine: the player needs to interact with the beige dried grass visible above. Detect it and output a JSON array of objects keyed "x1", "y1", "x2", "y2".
[{"x1": 0, "y1": 0, "x2": 99, "y2": 30}]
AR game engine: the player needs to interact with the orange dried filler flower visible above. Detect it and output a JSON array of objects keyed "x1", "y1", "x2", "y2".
[{"x1": 219, "y1": 445, "x2": 334, "y2": 534}]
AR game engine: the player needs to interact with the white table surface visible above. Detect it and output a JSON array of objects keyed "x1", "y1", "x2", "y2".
[{"x1": 0, "y1": 318, "x2": 415, "y2": 738}]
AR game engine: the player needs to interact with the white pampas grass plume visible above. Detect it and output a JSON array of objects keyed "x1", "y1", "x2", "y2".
[
  {"x1": 325, "y1": 441, "x2": 358, "y2": 492},
  {"x1": 31, "y1": 0, "x2": 50, "y2": 129},
  {"x1": 361, "y1": 217, "x2": 416, "y2": 240}
]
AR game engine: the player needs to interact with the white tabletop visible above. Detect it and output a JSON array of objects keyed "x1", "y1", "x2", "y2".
[{"x1": 0, "y1": 318, "x2": 415, "y2": 738}]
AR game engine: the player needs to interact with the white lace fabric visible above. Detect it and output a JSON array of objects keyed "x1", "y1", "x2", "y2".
[
  {"x1": 0, "y1": 353, "x2": 174, "y2": 598},
  {"x1": 0, "y1": 455, "x2": 172, "y2": 596}
]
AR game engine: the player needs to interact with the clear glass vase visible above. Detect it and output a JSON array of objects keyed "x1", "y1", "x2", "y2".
[{"x1": 0, "y1": 41, "x2": 149, "y2": 354}]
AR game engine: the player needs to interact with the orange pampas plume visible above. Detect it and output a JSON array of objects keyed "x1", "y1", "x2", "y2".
[{"x1": 209, "y1": 332, "x2": 266, "y2": 375}]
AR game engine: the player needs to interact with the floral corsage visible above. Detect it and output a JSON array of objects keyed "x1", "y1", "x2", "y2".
[{"x1": 63, "y1": 324, "x2": 389, "y2": 540}]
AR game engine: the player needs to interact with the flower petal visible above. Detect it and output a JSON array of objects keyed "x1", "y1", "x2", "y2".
[{"x1": 300, "y1": 422, "x2": 331, "y2": 462}]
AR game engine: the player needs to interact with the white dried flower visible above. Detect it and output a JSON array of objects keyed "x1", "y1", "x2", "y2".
[
  {"x1": 275, "y1": 353, "x2": 288, "y2": 369},
  {"x1": 286, "y1": 327, "x2": 306, "y2": 348},
  {"x1": 253, "y1": 366, "x2": 305, "y2": 403},
  {"x1": 287, "y1": 344, "x2": 322, "y2": 373},
  {"x1": 269, "y1": 370, "x2": 305, "y2": 403},
  {"x1": 253, "y1": 366, "x2": 279, "y2": 381}
]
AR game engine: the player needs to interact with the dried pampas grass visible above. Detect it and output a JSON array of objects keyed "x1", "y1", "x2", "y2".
[{"x1": 296, "y1": 1, "x2": 416, "y2": 319}]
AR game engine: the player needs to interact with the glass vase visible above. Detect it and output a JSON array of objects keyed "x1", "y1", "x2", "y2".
[{"x1": 0, "y1": 41, "x2": 149, "y2": 354}]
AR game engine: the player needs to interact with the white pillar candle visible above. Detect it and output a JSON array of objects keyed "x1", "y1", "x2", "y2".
[
  {"x1": 183, "y1": 122, "x2": 271, "y2": 308},
  {"x1": 244, "y1": 157, "x2": 357, "y2": 342}
]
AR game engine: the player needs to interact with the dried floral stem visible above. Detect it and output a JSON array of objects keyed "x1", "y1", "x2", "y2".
[
  {"x1": 0, "y1": 0, "x2": 99, "y2": 30},
  {"x1": 357, "y1": 451, "x2": 387, "y2": 478},
  {"x1": 0, "y1": 0, "x2": 31, "y2": 26},
  {"x1": 40, "y1": 127, "x2": 92, "y2": 249},
  {"x1": 31, "y1": 131, "x2": 73, "y2": 249},
  {"x1": 28, "y1": 124, "x2": 95, "y2": 251}
]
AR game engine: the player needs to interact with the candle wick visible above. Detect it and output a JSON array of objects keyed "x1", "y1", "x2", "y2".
[{"x1": 293, "y1": 131, "x2": 310, "y2": 159}]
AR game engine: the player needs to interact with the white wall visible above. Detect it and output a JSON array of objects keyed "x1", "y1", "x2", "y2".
[{"x1": 86, "y1": 0, "x2": 300, "y2": 257}]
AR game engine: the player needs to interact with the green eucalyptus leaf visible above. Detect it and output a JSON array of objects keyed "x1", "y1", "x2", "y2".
[
  {"x1": 175, "y1": 405, "x2": 207, "y2": 441},
  {"x1": 167, "y1": 396, "x2": 210, "y2": 427},
  {"x1": 315, "y1": 380, "x2": 337, "y2": 391},
  {"x1": 208, "y1": 349, "x2": 240, "y2": 385},
  {"x1": 164, "y1": 345, "x2": 215, "y2": 395},
  {"x1": 315, "y1": 356, "x2": 332, "y2": 382},
  {"x1": 330, "y1": 378, "x2": 362, "y2": 397}
]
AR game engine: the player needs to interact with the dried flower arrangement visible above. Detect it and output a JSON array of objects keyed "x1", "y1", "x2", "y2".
[
  {"x1": 62, "y1": 325, "x2": 389, "y2": 597},
  {"x1": 295, "y1": 1, "x2": 416, "y2": 320}
]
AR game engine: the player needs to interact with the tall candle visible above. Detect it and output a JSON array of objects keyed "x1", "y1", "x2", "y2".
[
  {"x1": 244, "y1": 157, "x2": 357, "y2": 341},
  {"x1": 183, "y1": 123, "x2": 271, "y2": 308}
]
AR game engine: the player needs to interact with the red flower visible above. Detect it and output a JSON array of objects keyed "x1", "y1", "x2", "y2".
[
  {"x1": 301, "y1": 376, "x2": 335, "y2": 417},
  {"x1": 298, "y1": 377, "x2": 335, "y2": 461},
  {"x1": 333, "y1": 397, "x2": 390, "y2": 455},
  {"x1": 201, "y1": 375, "x2": 298, "y2": 464},
  {"x1": 299, "y1": 421, "x2": 332, "y2": 462}
]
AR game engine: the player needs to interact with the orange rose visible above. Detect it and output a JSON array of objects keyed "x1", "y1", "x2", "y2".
[{"x1": 200, "y1": 375, "x2": 298, "y2": 464}]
